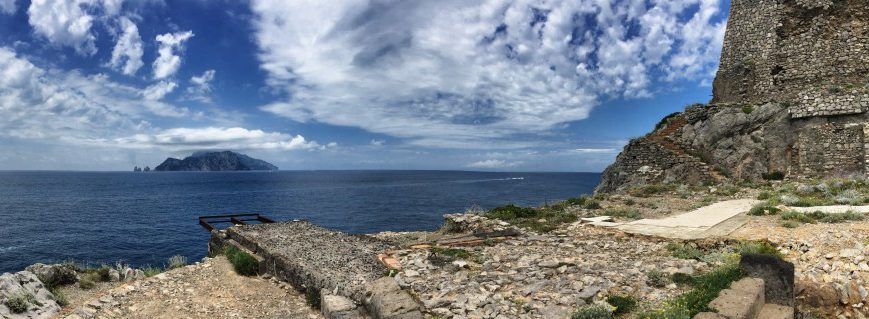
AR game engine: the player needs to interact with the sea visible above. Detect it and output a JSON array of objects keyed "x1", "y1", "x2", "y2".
[{"x1": 0, "y1": 170, "x2": 599, "y2": 273}]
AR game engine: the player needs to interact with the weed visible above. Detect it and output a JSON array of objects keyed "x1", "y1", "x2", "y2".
[
  {"x1": 5, "y1": 293, "x2": 33, "y2": 313},
  {"x1": 671, "y1": 273, "x2": 694, "y2": 286},
  {"x1": 630, "y1": 184, "x2": 673, "y2": 197},
  {"x1": 48, "y1": 287, "x2": 67, "y2": 307},
  {"x1": 221, "y1": 246, "x2": 259, "y2": 276},
  {"x1": 762, "y1": 171, "x2": 785, "y2": 181},
  {"x1": 781, "y1": 221, "x2": 799, "y2": 228},
  {"x1": 674, "y1": 264, "x2": 745, "y2": 316},
  {"x1": 305, "y1": 288, "x2": 321, "y2": 309},
  {"x1": 78, "y1": 275, "x2": 96, "y2": 289},
  {"x1": 583, "y1": 201, "x2": 602, "y2": 210},
  {"x1": 737, "y1": 241, "x2": 783, "y2": 259},
  {"x1": 571, "y1": 304, "x2": 613, "y2": 319},
  {"x1": 168, "y1": 255, "x2": 187, "y2": 269},
  {"x1": 623, "y1": 198, "x2": 636, "y2": 206},
  {"x1": 430, "y1": 247, "x2": 471, "y2": 260},
  {"x1": 565, "y1": 196, "x2": 590, "y2": 206},
  {"x1": 756, "y1": 191, "x2": 772, "y2": 200},
  {"x1": 779, "y1": 194, "x2": 801, "y2": 206},
  {"x1": 666, "y1": 243, "x2": 703, "y2": 260},
  {"x1": 484, "y1": 204, "x2": 578, "y2": 233},
  {"x1": 782, "y1": 210, "x2": 865, "y2": 224},
  {"x1": 818, "y1": 211, "x2": 865, "y2": 223},
  {"x1": 646, "y1": 270, "x2": 670, "y2": 288},
  {"x1": 141, "y1": 266, "x2": 162, "y2": 277},
  {"x1": 604, "y1": 208, "x2": 642, "y2": 220},
  {"x1": 781, "y1": 211, "x2": 816, "y2": 224},
  {"x1": 606, "y1": 295, "x2": 637, "y2": 315},
  {"x1": 748, "y1": 203, "x2": 780, "y2": 216}
]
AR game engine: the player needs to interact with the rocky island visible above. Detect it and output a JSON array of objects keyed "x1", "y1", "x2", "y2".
[{"x1": 154, "y1": 151, "x2": 278, "y2": 171}]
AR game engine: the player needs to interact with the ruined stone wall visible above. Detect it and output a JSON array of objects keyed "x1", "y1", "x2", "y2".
[
  {"x1": 713, "y1": 0, "x2": 869, "y2": 118},
  {"x1": 796, "y1": 123, "x2": 865, "y2": 176},
  {"x1": 595, "y1": 138, "x2": 715, "y2": 193},
  {"x1": 712, "y1": 0, "x2": 779, "y2": 105}
]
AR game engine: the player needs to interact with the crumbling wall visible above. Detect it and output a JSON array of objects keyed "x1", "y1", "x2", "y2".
[{"x1": 796, "y1": 123, "x2": 865, "y2": 176}]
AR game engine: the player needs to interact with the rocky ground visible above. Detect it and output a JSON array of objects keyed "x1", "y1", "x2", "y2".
[
  {"x1": 732, "y1": 216, "x2": 869, "y2": 318},
  {"x1": 389, "y1": 225, "x2": 706, "y2": 319},
  {"x1": 60, "y1": 256, "x2": 321, "y2": 319}
]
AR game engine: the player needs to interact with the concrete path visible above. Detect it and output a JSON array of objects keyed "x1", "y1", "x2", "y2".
[
  {"x1": 615, "y1": 199, "x2": 760, "y2": 239},
  {"x1": 786, "y1": 205, "x2": 869, "y2": 214}
]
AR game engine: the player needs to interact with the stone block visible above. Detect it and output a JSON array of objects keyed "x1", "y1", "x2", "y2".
[
  {"x1": 693, "y1": 313, "x2": 728, "y2": 319},
  {"x1": 740, "y1": 254, "x2": 795, "y2": 306},
  {"x1": 321, "y1": 293, "x2": 362, "y2": 319},
  {"x1": 757, "y1": 304, "x2": 794, "y2": 319},
  {"x1": 709, "y1": 277, "x2": 764, "y2": 319},
  {"x1": 365, "y1": 278, "x2": 423, "y2": 319}
]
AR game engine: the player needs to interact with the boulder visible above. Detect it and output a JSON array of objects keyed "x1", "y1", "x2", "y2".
[
  {"x1": 364, "y1": 278, "x2": 423, "y2": 319},
  {"x1": 24, "y1": 263, "x2": 78, "y2": 287},
  {"x1": 0, "y1": 271, "x2": 62, "y2": 319},
  {"x1": 740, "y1": 254, "x2": 795, "y2": 306},
  {"x1": 321, "y1": 291, "x2": 363, "y2": 319}
]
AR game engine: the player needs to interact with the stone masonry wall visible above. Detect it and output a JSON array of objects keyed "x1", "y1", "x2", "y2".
[
  {"x1": 796, "y1": 123, "x2": 865, "y2": 176},
  {"x1": 714, "y1": 0, "x2": 869, "y2": 119}
]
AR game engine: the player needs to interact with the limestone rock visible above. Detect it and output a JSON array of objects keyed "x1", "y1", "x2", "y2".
[
  {"x1": 24, "y1": 263, "x2": 77, "y2": 287},
  {"x1": 0, "y1": 271, "x2": 61, "y2": 319}
]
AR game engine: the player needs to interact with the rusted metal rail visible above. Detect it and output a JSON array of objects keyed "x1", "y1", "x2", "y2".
[{"x1": 198, "y1": 213, "x2": 276, "y2": 231}]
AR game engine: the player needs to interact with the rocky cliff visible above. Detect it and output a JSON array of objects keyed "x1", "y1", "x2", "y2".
[
  {"x1": 154, "y1": 151, "x2": 278, "y2": 171},
  {"x1": 597, "y1": 0, "x2": 869, "y2": 193}
]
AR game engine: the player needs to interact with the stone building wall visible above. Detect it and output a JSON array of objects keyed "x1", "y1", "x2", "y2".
[
  {"x1": 796, "y1": 123, "x2": 865, "y2": 176},
  {"x1": 713, "y1": 0, "x2": 869, "y2": 118}
]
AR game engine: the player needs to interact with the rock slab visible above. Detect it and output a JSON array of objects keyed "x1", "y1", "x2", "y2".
[{"x1": 740, "y1": 254, "x2": 795, "y2": 306}]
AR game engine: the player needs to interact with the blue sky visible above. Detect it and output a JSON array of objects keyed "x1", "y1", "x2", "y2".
[{"x1": 0, "y1": 0, "x2": 729, "y2": 172}]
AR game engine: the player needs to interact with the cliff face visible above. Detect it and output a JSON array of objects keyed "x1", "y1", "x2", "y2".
[
  {"x1": 597, "y1": 0, "x2": 869, "y2": 193},
  {"x1": 154, "y1": 151, "x2": 278, "y2": 171}
]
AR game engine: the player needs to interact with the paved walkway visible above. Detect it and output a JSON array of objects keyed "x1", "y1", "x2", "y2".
[
  {"x1": 615, "y1": 199, "x2": 761, "y2": 239},
  {"x1": 786, "y1": 205, "x2": 869, "y2": 214}
]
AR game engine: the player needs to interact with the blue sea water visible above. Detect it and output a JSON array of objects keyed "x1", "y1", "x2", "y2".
[{"x1": 0, "y1": 170, "x2": 599, "y2": 273}]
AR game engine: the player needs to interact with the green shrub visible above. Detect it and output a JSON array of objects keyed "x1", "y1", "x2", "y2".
[
  {"x1": 305, "y1": 288, "x2": 321, "y2": 309},
  {"x1": 741, "y1": 105, "x2": 753, "y2": 114},
  {"x1": 222, "y1": 246, "x2": 259, "y2": 276},
  {"x1": 484, "y1": 204, "x2": 578, "y2": 233},
  {"x1": 630, "y1": 184, "x2": 672, "y2": 197},
  {"x1": 781, "y1": 221, "x2": 799, "y2": 228},
  {"x1": 604, "y1": 208, "x2": 642, "y2": 220},
  {"x1": 666, "y1": 243, "x2": 704, "y2": 260},
  {"x1": 671, "y1": 273, "x2": 694, "y2": 286},
  {"x1": 674, "y1": 264, "x2": 745, "y2": 316},
  {"x1": 430, "y1": 247, "x2": 471, "y2": 260},
  {"x1": 748, "y1": 203, "x2": 780, "y2": 216},
  {"x1": 168, "y1": 255, "x2": 187, "y2": 269},
  {"x1": 762, "y1": 171, "x2": 785, "y2": 181},
  {"x1": 583, "y1": 201, "x2": 602, "y2": 210},
  {"x1": 782, "y1": 210, "x2": 865, "y2": 224},
  {"x1": 818, "y1": 211, "x2": 865, "y2": 223},
  {"x1": 48, "y1": 288, "x2": 67, "y2": 307},
  {"x1": 565, "y1": 196, "x2": 589, "y2": 206},
  {"x1": 781, "y1": 211, "x2": 815, "y2": 224},
  {"x1": 646, "y1": 270, "x2": 670, "y2": 288},
  {"x1": 5, "y1": 293, "x2": 39, "y2": 313},
  {"x1": 571, "y1": 304, "x2": 613, "y2": 319},
  {"x1": 79, "y1": 276, "x2": 96, "y2": 289},
  {"x1": 738, "y1": 241, "x2": 783, "y2": 259},
  {"x1": 606, "y1": 295, "x2": 637, "y2": 315},
  {"x1": 142, "y1": 267, "x2": 162, "y2": 277},
  {"x1": 756, "y1": 191, "x2": 771, "y2": 200},
  {"x1": 623, "y1": 198, "x2": 636, "y2": 206}
]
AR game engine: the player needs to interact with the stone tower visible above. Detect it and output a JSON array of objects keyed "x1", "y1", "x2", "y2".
[{"x1": 596, "y1": 0, "x2": 869, "y2": 193}]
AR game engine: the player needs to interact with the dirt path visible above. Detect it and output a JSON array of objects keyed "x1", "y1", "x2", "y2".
[{"x1": 61, "y1": 256, "x2": 322, "y2": 319}]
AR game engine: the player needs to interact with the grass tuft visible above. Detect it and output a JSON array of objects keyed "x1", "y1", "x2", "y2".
[
  {"x1": 604, "y1": 208, "x2": 642, "y2": 220},
  {"x1": 737, "y1": 241, "x2": 783, "y2": 259},
  {"x1": 167, "y1": 255, "x2": 187, "y2": 269},
  {"x1": 484, "y1": 204, "x2": 578, "y2": 233},
  {"x1": 571, "y1": 304, "x2": 613, "y2": 319},
  {"x1": 221, "y1": 246, "x2": 259, "y2": 276},
  {"x1": 606, "y1": 295, "x2": 637, "y2": 315},
  {"x1": 5, "y1": 293, "x2": 35, "y2": 313},
  {"x1": 748, "y1": 202, "x2": 780, "y2": 216},
  {"x1": 666, "y1": 243, "x2": 703, "y2": 260}
]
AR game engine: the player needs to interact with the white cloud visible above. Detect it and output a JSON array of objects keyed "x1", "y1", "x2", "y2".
[
  {"x1": 370, "y1": 139, "x2": 385, "y2": 146},
  {"x1": 466, "y1": 159, "x2": 522, "y2": 169},
  {"x1": 109, "y1": 17, "x2": 144, "y2": 75},
  {"x1": 109, "y1": 127, "x2": 327, "y2": 151},
  {"x1": 142, "y1": 80, "x2": 177, "y2": 100},
  {"x1": 185, "y1": 69, "x2": 216, "y2": 102},
  {"x1": 153, "y1": 31, "x2": 194, "y2": 79},
  {"x1": 0, "y1": 0, "x2": 15, "y2": 14},
  {"x1": 0, "y1": 46, "x2": 192, "y2": 142},
  {"x1": 27, "y1": 0, "x2": 99, "y2": 55},
  {"x1": 252, "y1": 0, "x2": 726, "y2": 149}
]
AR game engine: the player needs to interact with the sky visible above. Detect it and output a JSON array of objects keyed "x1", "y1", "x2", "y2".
[{"x1": 0, "y1": 0, "x2": 730, "y2": 172}]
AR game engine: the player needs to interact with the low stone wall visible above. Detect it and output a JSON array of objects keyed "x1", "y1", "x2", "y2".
[{"x1": 211, "y1": 221, "x2": 423, "y2": 319}]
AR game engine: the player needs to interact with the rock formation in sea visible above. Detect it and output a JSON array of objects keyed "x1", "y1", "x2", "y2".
[
  {"x1": 597, "y1": 0, "x2": 869, "y2": 193},
  {"x1": 154, "y1": 151, "x2": 278, "y2": 171}
]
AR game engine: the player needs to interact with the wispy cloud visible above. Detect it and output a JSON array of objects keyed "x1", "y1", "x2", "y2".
[
  {"x1": 153, "y1": 30, "x2": 194, "y2": 79},
  {"x1": 105, "y1": 127, "x2": 331, "y2": 151},
  {"x1": 467, "y1": 159, "x2": 522, "y2": 169}
]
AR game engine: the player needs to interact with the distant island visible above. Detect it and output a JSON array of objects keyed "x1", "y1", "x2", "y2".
[{"x1": 154, "y1": 151, "x2": 278, "y2": 171}]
